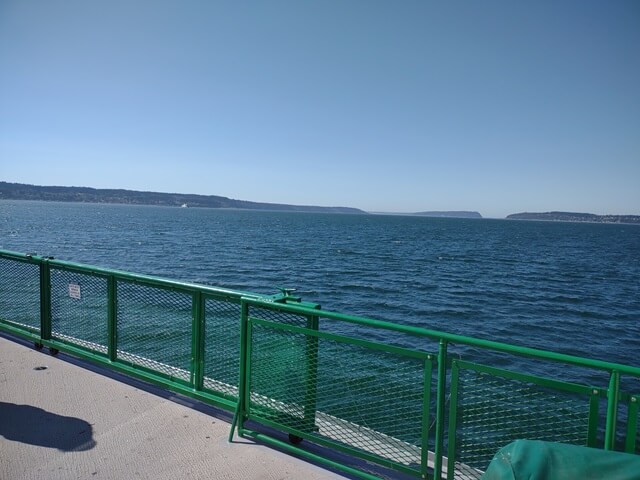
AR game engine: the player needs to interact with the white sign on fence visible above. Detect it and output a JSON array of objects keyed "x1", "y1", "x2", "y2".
[{"x1": 68, "y1": 283, "x2": 81, "y2": 300}]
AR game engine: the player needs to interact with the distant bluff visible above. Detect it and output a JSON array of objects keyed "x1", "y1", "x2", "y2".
[{"x1": 414, "y1": 211, "x2": 482, "y2": 219}]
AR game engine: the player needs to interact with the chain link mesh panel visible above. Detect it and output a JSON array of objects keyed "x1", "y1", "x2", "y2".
[
  {"x1": 247, "y1": 305, "x2": 429, "y2": 472},
  {"x1": 636, "y1": 407, "x2": 640, "y2": 455},
  {"x1": 618, "y1": 396, "x2": 640, "y2": 455},
  {"x1": 50, "y1": 267, "x2": 108, "y2": 353},
  {"x1": 620, "y1": 376, "x2": 640, "y2": 455},
  {"x1": 251, "y1": 305, "x2": 310, "y2": 327},
  {"x1": 0, "y1": 257, "x2": 40, "y2": 331},
  {"x1": 451, "y1": 363, "x2": 592, "y2": 476},
  {"x1": 203, "y1": 296, "x2": 242, "y2": 399},
  {"x1": 117, "y1": 282, "x2": 193, "y2": 381}
]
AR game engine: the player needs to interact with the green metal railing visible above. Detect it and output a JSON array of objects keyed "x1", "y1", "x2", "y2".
[{"x1": 1, "y1": 249, "x2": 639, "y2": 479}]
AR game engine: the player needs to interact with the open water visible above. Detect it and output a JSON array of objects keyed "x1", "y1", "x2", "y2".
[{"x1": 1, "y1": 200, "x2": 639, "y2": 373}]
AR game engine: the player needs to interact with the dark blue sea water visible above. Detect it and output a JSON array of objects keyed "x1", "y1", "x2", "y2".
[{"x1": 1, "y1": 200, "x2": 639, "y2": 374}]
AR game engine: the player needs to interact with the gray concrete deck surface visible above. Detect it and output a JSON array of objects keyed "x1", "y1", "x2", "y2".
[{"x1": 0, "y1": 336, "x2": 348, "y2": 480}]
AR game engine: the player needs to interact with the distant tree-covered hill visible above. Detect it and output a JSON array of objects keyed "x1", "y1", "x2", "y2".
[
  {"x1": 414, "y1": 211, "x2": 482, "y2": 219},
  {"x1": 507, "y1": 211, "x2": 640, "y2": 224},
  {"x1": 0, "y1": 182, "x2": 366, "y2": 214}
]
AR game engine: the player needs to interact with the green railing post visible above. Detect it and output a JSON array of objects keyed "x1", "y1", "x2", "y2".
[
  {"x1": 434, "y1": 339, "x2": 448, "y2": 480},
  {"x1": 191, "y1": 290, "x2": 205, "y2": 390},
  {"x1": 625, "y1": 395, "x2": 638, "y2": 453},
  {"x1": 39, "y1": 257, "x2": 52, "y2": 342},
  {"x1": 107, "y1": 275, "x2": 117, "y2": 361},
  {"x1": 587, "y1": 389, "x2": 601, "y2": 447},
  {"x1": 302, "y1": 301, "x2": 321, "y2": 435},
  {"x1": 446, "y1": 360, "x2": 461, "y2": 480},
  {"x1": 229, "y1": 299, "x2": 251, "y2": 442},
  {"x1": 604, "y1": 370, "x2": 620, "y2": 450},
  {"x1": 420, "y1": 355, "x2": 433, "y2": 479}
]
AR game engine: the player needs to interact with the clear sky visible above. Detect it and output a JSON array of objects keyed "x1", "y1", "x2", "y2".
[{"x1": 1, "y1": 1, "x2": 638, "y2": 218}]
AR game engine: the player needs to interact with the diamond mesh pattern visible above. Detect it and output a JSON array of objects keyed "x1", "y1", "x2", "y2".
[
  {"x1": 637, "y1": 404, "x2": 640, "y2": 455},
  {"x1": 50, "y1": 268, "x2": 108, "y2": 353},
  {"x1": 117, "y1": 282, "x2": 192, "y2": 380},
  {"x1": 0, "y1": 258, "x2": 40, "y2": 331},
  {"x1": 452, "y1": 365, "x2": 591, "y2": 474},
  {"x1": 203, "y1": 297, "x2": 242, "y2": 398},
  {"x1": 636, "y1": 409, "x2": 640, "y2": 455},
  {"x1": 248, "y1": 319, "x2": 428, "y2": 470},
  {"x1": 619, "y1": 398, "x2": 640, "y2": 455},
  {"x1": 249, "y1": 304, "x2": 309, "y2": 327}
]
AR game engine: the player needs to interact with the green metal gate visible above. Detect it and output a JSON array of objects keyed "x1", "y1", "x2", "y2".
[{"x1": 232, "y1": 297, "x2": 435, "y2": 478}]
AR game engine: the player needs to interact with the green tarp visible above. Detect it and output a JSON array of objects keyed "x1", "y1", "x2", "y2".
[{"x1": 481, "y1": 440, "x2": 640, "y2": 480}]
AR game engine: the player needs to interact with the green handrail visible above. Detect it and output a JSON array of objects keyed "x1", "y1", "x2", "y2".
[{"x1": 243, "y1": 297, "x2": 640, "y2": 377}]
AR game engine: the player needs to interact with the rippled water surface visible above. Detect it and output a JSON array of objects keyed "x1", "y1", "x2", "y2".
[{"x1": 2, "y1": 201, "x2": 639, "y2": 369}]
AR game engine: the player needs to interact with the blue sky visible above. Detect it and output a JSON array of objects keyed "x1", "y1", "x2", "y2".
[{"x1": 1, "y1": 1, "x2": 638, "y2": 218}]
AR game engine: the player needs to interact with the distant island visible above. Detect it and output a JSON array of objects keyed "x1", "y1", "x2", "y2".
[
  {"x1": 414, "y1": 211, "x2": 482, "y2": 219},
  {"x1": 507, "y1": 211, "x2": 640, "y2": 225},
  {"x1": 0, "y1": 182, "x2": 366, "y2": 214}
]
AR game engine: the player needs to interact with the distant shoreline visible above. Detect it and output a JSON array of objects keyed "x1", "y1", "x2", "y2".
[
  {"x1": 2, "y1": 182, "x2": 638, "y2": 223},
  {"x1": 506, "y1": 211, "x2": 640, "y2": 225},
  {"x1": 0, "y1": 182, "x2": 365, "y2": 215},
  {"x1": 413, "y1": 210, "x2": 482, "y2": 219}
]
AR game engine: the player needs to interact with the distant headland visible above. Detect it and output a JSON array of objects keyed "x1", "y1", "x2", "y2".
[
  {"x1": 507, "y1": 211, "x2": 640, "y2": 225},
  {"x1": 414, "y1": 211, "x2": 482, "y2": 219},
  {"x1": 0, "y1": 182, "x2": 366, "y2": 214}
]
